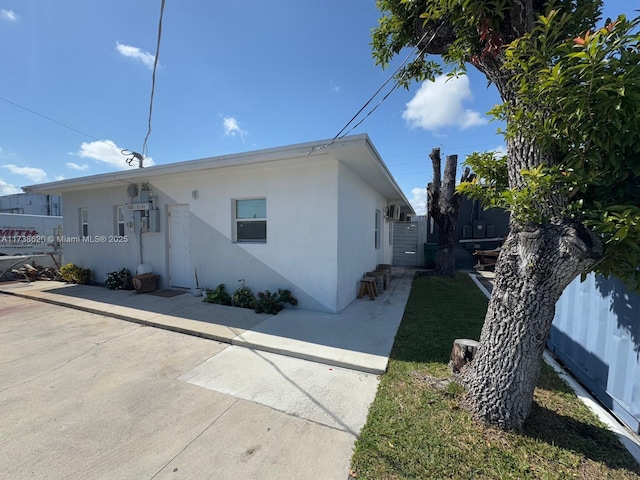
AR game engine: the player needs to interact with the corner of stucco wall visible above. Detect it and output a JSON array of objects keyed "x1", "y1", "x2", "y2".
[{"x1": 335, "y1": 161, "x2": 385, "y2": 311}]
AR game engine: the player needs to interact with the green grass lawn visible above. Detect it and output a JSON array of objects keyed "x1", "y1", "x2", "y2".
[{"x1": 350, "y1": 273, "x2": 640, "y2": 480}]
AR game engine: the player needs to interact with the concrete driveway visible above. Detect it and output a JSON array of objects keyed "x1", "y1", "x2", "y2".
[{"x1": 0, "y1": 295, "x2": 378, "y2": 479}]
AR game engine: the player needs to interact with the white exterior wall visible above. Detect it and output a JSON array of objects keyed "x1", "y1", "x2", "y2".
[
  {"x1": 61, "y1": 157, "x2": 342, "y2": 312},
  {"x1": 335, "y1": 161, "x2": 392, "y2": 311},
  {"x1": 55, "y1": 143, "x2": 406, "y2": 313},
  {"x1": 61, "y1": 189, "x2": 140, "y2": 283},
  {"x1": 153, "y1": 157, "x2": 340, "y2": 312},
  {"x1": 382, "y1": 213, "x2": 394, "y2": 265}
]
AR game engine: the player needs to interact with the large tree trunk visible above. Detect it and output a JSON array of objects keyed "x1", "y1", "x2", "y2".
[
  {"x1": 461, "y1": 222, "x2": 601, "y2": 429},
  {"x1": 416, "y1": 14, "x2": 605, "y2": 431},
  {"x1": 435, "y1": 215, "x2": 456, "y2": 276},
  {"x1": 427, "y1": 148, "x2": 462, "y2": 276}
]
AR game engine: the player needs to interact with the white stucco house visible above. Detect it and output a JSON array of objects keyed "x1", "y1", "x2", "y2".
[{"x1": 23, "y1": 134, "x2": 413, "y2": 313}]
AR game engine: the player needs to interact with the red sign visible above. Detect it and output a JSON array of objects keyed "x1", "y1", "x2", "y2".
[{"x1": 0, "y1": 229, "x2": 39, "y2": 236}]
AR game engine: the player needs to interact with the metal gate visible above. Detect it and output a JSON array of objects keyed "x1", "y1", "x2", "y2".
[{"x1": 393, "y1": 221, "x2": 422, "y2": 267}]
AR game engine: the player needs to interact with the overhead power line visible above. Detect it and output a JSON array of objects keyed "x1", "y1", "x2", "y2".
[
  {"x1": 2, "y1": 0, "x2": 167, "y2": 169},
  {"x1": 310, "y1": 17, "x2": 450, "y2": 155},
  {"x1": 121, "y1": 0, "x2": 166, "y2": 168},
  {"x1": 0, "y1": 95, "x2": 122, "y2": 151},
  {"x1": 140, "y1": 0, "x2": 166, "y2": 161}
]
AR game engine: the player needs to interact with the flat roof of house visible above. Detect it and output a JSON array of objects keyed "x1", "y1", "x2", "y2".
[{"x1": 23, "y1": 134, "x2": 414, "y2": 213}]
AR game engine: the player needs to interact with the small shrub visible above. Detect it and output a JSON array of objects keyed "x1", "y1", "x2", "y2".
[
  {"x1": 59, "y1": 263, "x2": 77, "y2": 283},
  {"x1": 254, "y1": 290, "x2": 281, "y2": 314},
  {"x1": 105, "y1": 271, "x2": 118, "y2": 289},
  {"x1": 60, "y1": 263, "x2": 92, "y2": 285},
  {"x1": 105, "y1": 268, "x2": 133, "y2": 290},
  {"x1": 75, "y1": 267, "x2": 92, "y2": 285},
  {"x1": 254, "y1": 289, "x2": 298, "y2": 314},
  {"x1": 231, "y1": 286, "x2": 256, "y2": 309},
  {"x1": 276, "y1": 288, "x2": 298, "y2": 307},
  {"x1": 204, "y1": 284, "x2": 231, "y2": 305}
]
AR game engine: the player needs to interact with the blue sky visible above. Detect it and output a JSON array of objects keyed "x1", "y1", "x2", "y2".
[{"x1": 0, "y1": 1, "x2": 636, "y2": 214}]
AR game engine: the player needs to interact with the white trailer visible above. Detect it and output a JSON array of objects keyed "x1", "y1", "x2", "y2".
[{"x1": 0, "y1": 213, "x2": 63, "y2": 258}]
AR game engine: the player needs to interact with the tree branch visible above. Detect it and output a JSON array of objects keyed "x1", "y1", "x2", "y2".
[{"x1": 415, "y1": 18, "x2": 457, "y2": 55}]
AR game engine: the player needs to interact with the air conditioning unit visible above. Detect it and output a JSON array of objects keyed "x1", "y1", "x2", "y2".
[
  {"x1": 387, "y1": 205, "x2": 401, "y2": 221},
  {"x1": 384, "y1": 205, "x2": 402, "y2": 221}
]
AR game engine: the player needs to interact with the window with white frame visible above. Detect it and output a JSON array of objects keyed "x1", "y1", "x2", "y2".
[
  {"x1": 234, "y1": 198, "x2": 267, "y2": 242},
  {"x1": 375, "y1": 209, "x2": 381, "y2": 249},
  {"x1": 115, "y1": 206, "x2": 125, "y2": 236},
  {"x1": 80, "y1": 208, "x2": 88, "y2": 237}
]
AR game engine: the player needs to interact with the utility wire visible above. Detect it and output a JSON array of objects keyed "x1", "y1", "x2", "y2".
[
  {"x1": 141, "y1": 0, "x2": 166, "y2": 160},
  {"x1": 310, "y1": 17, "x2": 449, "y2": 154},
  {"x1": 330, "y1": 44, "x2": 422, "y2": 141},
  {"x1": 0, "y1": 95, "x2": 125, "y2": 151},
  {"x1": 333, "y1": 20, "x2": 448, "y2": 142}
]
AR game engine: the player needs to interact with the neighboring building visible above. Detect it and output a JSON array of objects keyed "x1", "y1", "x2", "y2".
[
  {"x1": 23, "y1": 134, "x2": 414, "y2": 313},
  {"x1": 0, "y1": 193, "x2": 62, "y2": 216},
  {"x1": 423, "y1": 196, "x2": 510, "y2": 270}
]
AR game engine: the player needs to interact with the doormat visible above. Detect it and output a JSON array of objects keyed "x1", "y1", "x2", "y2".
[{"x1": 148, "y1": 289, "x2": 186, "y2": 298}]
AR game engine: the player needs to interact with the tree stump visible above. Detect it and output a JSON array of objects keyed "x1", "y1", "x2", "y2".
[{"x1": 450, "y1": 338, "x2": 480, "y2": 373}]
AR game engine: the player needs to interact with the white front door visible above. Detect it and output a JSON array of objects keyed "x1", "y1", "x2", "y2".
[{"x1": 168, "y1": 204, "x2": 192, "y2": 288}]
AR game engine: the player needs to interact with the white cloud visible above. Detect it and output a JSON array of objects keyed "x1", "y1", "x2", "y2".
[
  {"x1": 409, "y1": 187, "x2": 427, "y2": 216},
  {"x1": 492, "y1": 145, "x2": 507, "y2": 157},
  {"x1": 0, "y1": 178, "x2": 20, "y2": 195},
  {"x1": 2, "y1": 164, "x2": 47, "y2": 182},
  {"x1": 76, "y1": 139, "x2": 155, "y2": 169},
  {"x1": 223, "y1": 117, "x2": 247, "y2": 139},
  {"x1": 403, "y1": 75, "x2": 487, "y2": 132},
  {"x1": 331, "y1": 86, "x2": 341, "y2": 94},
  {"x1": 54, "y1": 175, "x2": 66, "y2": 181},
  {"x1": 116, "y1": 42, "x2": 155, "y2": 70},
  {"x1": 0, "y1": 9, "x2": 18, "y2": 21},
  {"x1": 66, "y1": 162, "x2": 89, "y2": 171}
]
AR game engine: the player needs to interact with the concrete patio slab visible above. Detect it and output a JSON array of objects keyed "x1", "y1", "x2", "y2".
[
  {"x1": 0, "y1": 266, "x2": 415, "y2": 374},
  {"x1": 0, "y1": 281, "x2": 267, "y2": 343},
  {"x1": 180, "y1": 345, "x2": 379, "y2": 435},
  {"x1": 231, "y1": 268, "x2": 413, "y2": 373}
]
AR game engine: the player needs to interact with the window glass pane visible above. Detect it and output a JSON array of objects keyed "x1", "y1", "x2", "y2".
[
  {"x1": 236, "y1": 199, "x2": 266, "y2": 219},
  {"x1": 81, "y1": 208, "x2": 88, "y2": 222},
  {"x1": 237, "y1": 221, "x2": 266, "y2": 242},
  {"x1": 117, "y1": 206, "x2": 124, "y2": 222}
]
